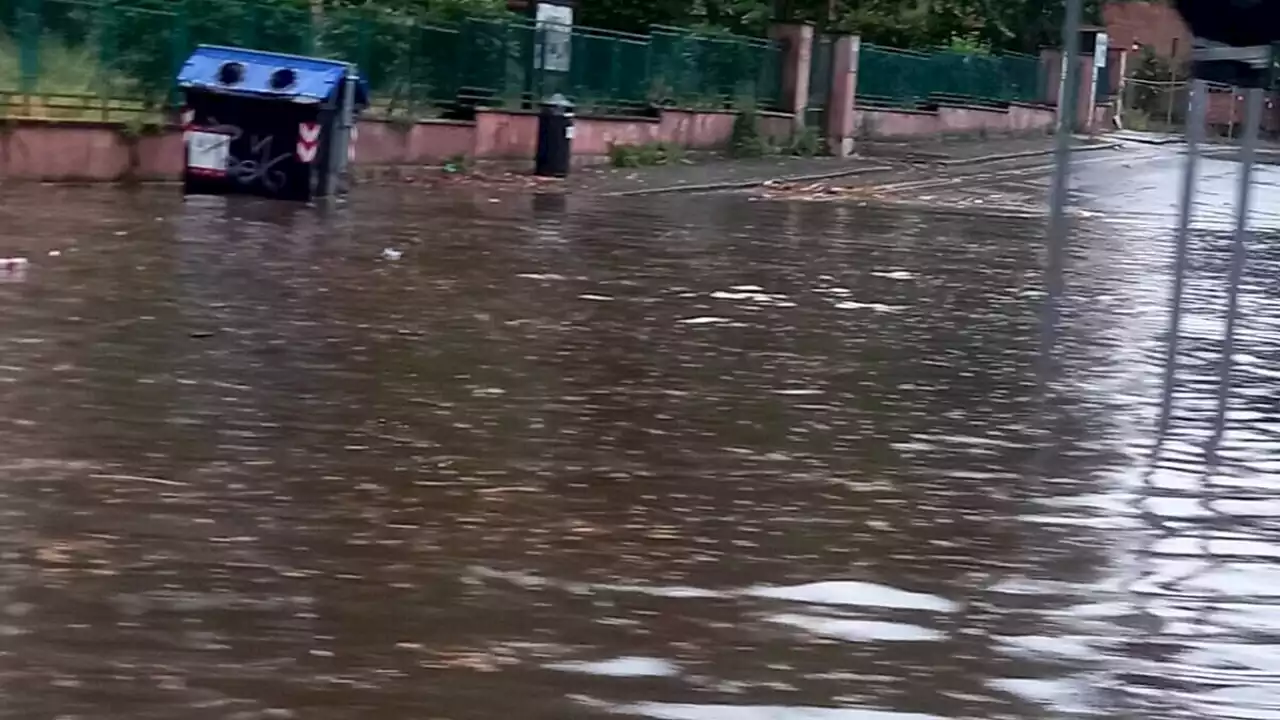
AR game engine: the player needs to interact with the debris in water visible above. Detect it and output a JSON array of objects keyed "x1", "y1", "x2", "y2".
[
  {"x1": 833, "y1": 301, "x2": 906, "y2": 313},
  {"x1": 677, "y1": 316, "x2": 732, "y2": 325},
  {"x1": 871, "y1": 270, "x2": 914, "y2": 281},
  {"x1": 381, "y1": 248, "x2": 404, "y2": 261},
  {"x1": 91, "y1": 473, "x2": 187, "y2": 487}
]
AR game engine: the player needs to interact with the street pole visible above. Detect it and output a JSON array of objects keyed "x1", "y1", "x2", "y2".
[{"x1": 1040, "y1": 0, "x2": 1083, "y2": 382}]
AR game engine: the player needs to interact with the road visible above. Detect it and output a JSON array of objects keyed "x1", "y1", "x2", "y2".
[
  {"x1": 0, "y1": 142, "x2": 1278, "y2": 720},
  {"x1": 803, "y1": 140, "x2": 1280, "y2": 230}
]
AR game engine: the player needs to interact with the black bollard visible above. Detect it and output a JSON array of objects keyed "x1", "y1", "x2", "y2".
[{"x1": 535, "y1": 93, "x2": 574, "y2": 178}]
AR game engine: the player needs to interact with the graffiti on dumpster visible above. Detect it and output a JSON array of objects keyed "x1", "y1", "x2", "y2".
[{"x1": 195, "y1": 118, "x2": 292, "y2": 193}]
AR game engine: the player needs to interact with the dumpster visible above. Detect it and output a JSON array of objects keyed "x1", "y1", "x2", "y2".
[{"x1": 176, "y1": 45, "x2": 369, "y2": 202}]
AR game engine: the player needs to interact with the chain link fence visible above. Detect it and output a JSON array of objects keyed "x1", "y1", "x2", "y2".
[{"x1": 1116, "y1": 77, "x2": 1190, "y2": 133}]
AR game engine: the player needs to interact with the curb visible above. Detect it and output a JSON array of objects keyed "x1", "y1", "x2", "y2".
[
  {"x1": 937, "y1": 141, "x2": 1122, "y2": 167},
  {"x1": 603, "y1": 164, "x2": 897, "y2": 197}
]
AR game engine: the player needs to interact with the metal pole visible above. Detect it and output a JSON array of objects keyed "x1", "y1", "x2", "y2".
[
  {"x1": 1228, "y1": 89, "x2": 1238, "y2": 139},
  {"x1": 1158, "y1": 78, "x2": 1207, "y2": 435},
  {"x1": 1039, "y1": 0, "x2": 1083, "y2": 382},
  {"x1": 326, "y1": 70, "x2": 357, "y2": 197},
  {"x1": 1209, "y1": 86, "x2": 1263, "y2": 446}
]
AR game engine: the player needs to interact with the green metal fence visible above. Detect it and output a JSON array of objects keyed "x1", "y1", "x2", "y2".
[
  {"x1": 0, "y1": 0, "x2": 783, "y2": 120},
  {"x1": 648, "y1": 25, "x2": 781, "y2": 109},
  {"x1": 857, "y1": 43, "x2": 1042, "y2": 108}
]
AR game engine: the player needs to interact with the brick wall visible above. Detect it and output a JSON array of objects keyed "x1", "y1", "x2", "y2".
[{"x1": 1205, "y1": 88, "x2": 1280, "y2": 135}]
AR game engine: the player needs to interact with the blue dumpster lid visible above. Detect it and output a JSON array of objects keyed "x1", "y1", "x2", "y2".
[{"x1": 177, "y1": 45, "x2": 369, "y2": 106}]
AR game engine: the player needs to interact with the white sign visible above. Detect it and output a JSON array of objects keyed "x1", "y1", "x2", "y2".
[
  {"x1": 1057, "y1": 54, "x2": 1069, "y2": 125},
  {"x1": 1094, "y1": 32, "x2": 1109, "y2": 67},
  {"x1": 187, "y1": 130, "x2": 230, "y2": 176},
  {"x1": 534, "y1": 3, "x2": 573, "y2": 73}
]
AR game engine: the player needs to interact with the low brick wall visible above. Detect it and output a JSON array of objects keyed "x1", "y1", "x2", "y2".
[
  {"x1": 0, "y1": 106, "x2": 798, "y2": 182},
  {"x1": 853, "y1": 102, "x2": 1057, "y2": 140},
  {"x1": 1205, "y1": 90, "x2": 1280, "y2": 135}
]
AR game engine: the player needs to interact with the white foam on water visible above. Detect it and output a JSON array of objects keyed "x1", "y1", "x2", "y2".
[
  {"x1": 744, "y1": 580, "x2": 957, "y2": 613},
  {"x1": 546, "y1": 656, "x2": 679, "y2": 678},
  {"x1": 833, "y1": 301, "x2": 908, "y2": 313},
  {"x1": 768, "y1": 612, "x2": 945, "y2": 642},
  {"x1": 871, "y1": 270, "x2": 914, "y2": 281}
]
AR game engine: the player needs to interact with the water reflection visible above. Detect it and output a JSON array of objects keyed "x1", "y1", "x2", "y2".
[{"x1": 0, "y1": 161, "x2": 1274, "y2": 719}]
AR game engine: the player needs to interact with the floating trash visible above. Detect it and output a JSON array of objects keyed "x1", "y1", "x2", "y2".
[{"x1": 0, "y1": 258, "x2": 29, "y2": 282}]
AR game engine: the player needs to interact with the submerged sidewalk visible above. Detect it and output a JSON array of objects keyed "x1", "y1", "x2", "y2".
[
  {"x1": 567, "y1": 134, "x2": 1119, "y2": 196},
  {"x1": 569, "y1": 155, "x2": 894, "y2": 196},
  {"x1": 356, "y1": 134, "x2": 1122, "y2": 196}
]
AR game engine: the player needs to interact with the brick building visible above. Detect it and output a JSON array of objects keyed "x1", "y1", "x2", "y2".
[
  {"x1": 1102, "y1": 0, "x2": 1190, "y2": 61},
  {"x1": 1102, "y1": 1, "x2": 1279, "y2": 135}
]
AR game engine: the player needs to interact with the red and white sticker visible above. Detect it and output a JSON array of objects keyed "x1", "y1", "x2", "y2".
[
  {"x1": 297, "y1": 122, "x2": 321, "y2": 163},
  {"x1": 347, "y1": 126, "x2": 358, "y2": 163}
]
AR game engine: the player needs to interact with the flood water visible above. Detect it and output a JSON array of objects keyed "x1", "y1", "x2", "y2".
[{"x1": 0, "y1": 151, "x2": 1278, "y2": 720}]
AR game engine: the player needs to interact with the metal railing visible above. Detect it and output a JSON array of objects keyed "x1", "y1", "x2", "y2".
[
  {"x1": 0, "y1": 0, "x2": 783, "y2": 120},
  {"x1": 856, "y1": 42, "x2": 1042, "y2": 108}
]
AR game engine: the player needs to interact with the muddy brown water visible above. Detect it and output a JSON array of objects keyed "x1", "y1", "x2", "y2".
[{"x1": 0, "y1": 161, "x2": 1277, "y2": 720}]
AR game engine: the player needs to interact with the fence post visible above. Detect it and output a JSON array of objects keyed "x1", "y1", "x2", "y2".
[
  {"x1": 310, "y1": 0, "x2": 324, "y2": 55},
  {"x1": 357, "y1": 8, "x2": 372, "y2": 83},
  {"x1": 171, "y1": 0, "x2": 190, "y2": 110},
  {"x1": 1077, "y1": 53, "x2": 1097, "y2": 132},
  {"x1": 825, "y1": 34, "x2": 859, "y2": 156},
  {"x1": 17, "y1": 0, "x2": 40, "y2": 95},
  {"x1": 768, "y1": 22, "x2": 813, "y2": 129},
  {"x1": 1039, "y1": 47, "x2": 1061, "y2": 106}
]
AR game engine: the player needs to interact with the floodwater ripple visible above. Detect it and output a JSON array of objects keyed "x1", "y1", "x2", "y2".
[{"x1": 0, "y1": 168, "x2": 1274, "y2": 719}]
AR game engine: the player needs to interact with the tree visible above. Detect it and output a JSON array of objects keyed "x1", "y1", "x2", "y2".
[{"x1": 577, "y1": 0, "x2": 1101, "y2": 53}]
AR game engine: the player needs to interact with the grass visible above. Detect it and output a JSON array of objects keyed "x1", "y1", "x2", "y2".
[
  {"x1": 608, "y1": 141, "x2": 687, "y2": 167},
  {"x1": 0, "y1": 34, "x2": 156, "y2": 122}
]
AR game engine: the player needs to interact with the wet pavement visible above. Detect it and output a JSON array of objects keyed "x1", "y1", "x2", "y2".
[
  {"x1": 0, "y1": 141, "x2": 1279, "y2": 720},
  {"x1": 570, "y1": 155, "x2": 891, "y2": 195},
  {"x1": 570, "y1": 136, "x2": 1113, "y2": 197},
  {"x1": 857, "y1": 134, "x2": 1113, "y2": 162}
]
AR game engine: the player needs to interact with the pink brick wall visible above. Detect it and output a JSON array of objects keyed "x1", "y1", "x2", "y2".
[{"x1": 853, "y1": 103, "x2": 1056, "y2": 140}]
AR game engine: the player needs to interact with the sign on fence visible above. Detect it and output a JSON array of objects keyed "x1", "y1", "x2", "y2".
[{"x1": 534, "y1": 2, "x2": 574, "y2": 73}]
